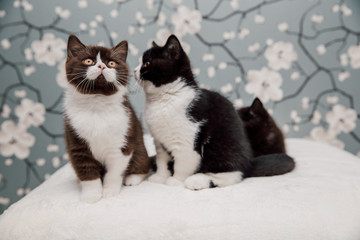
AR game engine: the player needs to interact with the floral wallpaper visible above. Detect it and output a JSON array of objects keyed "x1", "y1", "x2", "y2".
[{"x1": 0, "y1": 0, "x2": 359, "y2": 213}]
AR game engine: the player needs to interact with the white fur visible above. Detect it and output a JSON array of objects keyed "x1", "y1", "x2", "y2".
[
  {"x1": 184, "y1": 171, "x2": 243, "y2": 190},
  {"x1": 80, "y1": 179, "x2": 102, "y2": 203},
  {"x1": 125, "y1": 174, "x2": 148, "y2": 186},
  {"x1": 65, "y1": 83, "x2": 131, "y2": 200},
  {"x1": 135, "y1": 66, "x2": 202, "y2": 184},
  {"x1": 86, "y1": 53, "x2": 117, "y2": 82}
]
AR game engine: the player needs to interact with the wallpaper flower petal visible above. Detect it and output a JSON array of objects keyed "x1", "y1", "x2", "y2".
[{"x1": 0, "y1": 0, "x2": 359, "y2": 213}]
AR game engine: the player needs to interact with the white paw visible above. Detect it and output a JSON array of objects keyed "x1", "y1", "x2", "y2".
[
  {"x1": 102, "y1": 187, "x2": 121, "y2": 198},
  {"x1": 148, "y1": 173, "x2": 168, "y2": 184},
  {"x1": 80, "y1": 189, "x2": 102, "y2": 203},
  {"x1": 184, "y1": 174, "x2": 210, "y2": 190},
  {"x1": 125, "y1": 174, "x2": 147, "y2": 186},
  {"x1": 165, "y1": 177, "x2": 184, "y2": 187}
]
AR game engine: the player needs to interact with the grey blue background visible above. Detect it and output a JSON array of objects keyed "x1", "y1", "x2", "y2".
[{"x1": 0, "y1": 0, "x2": 359, "y2": 213}]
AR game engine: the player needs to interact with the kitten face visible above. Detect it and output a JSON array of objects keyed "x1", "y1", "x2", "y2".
[
  {"x1": 134, "y1": 35, "x2": 193, "y2": 90},
  {"x1": 239, "y1": 98, "x2": 270, "y2": 128},
  {"x1": 66, "y1": 35, "x2": 129, "y2": 96}
]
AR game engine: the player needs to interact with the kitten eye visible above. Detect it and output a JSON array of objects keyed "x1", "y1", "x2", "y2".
[
  {"x1": 108, "y1": 61, "x2": 117, "y2": 68},
  {"x1": 143, "y1": 62, "x2": 150, "y2": 68},
  {"x1": 83, "y1": 59, "x2": 94, "y2": 65}
]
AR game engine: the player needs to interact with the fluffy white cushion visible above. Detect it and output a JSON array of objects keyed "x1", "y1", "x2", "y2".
[{"x1": 1, "y1": 138, "x2": 360, "y2": 240}]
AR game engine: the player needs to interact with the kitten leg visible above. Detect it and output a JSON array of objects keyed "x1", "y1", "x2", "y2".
[
  {"x1": 125, "y1": 174, "x2": 148, "y2": 186},
  {"x1": 148, "y1": 141, "x2": 171, "y2": 184},
  {"x1": 184, "y1": 171, "x2": 243, "y2": 190},
  {"x1": 102, "y1": 151, "x2": 132, "y2": 198},
  {"x1": 166, "y1": 149, "x2": 201, "y2": 186}
]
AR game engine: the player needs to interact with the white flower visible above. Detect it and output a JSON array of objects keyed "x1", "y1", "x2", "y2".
[
  {"x1": 223, "y1": 31, "x2": 235, "y2": 40},
  {"x1": 235, "y1": 76, "x2": 242, "y2": 83},
  {"x1": 36, "y1": 158, "x2": 46, "y2": 166},
  {"x1": 282, "y1": 124, "x2": 290, "y2": 134},
  {"x1": 128, "y1": 43, "x2": 139, "y2": 56},
  {"x1": 326, "y1": 104, "x2": 357, "y2": 133},
  {"x1": 316, "y1": 44, "x2": 326, "y2": 55},
  {"x1": 89, "y1": 20, "x2": 97, "y2": 28},
  {"x1": 1, "y1": 104, "x2": 11, "y2": 118},
  {"x1": 78, "y1": 0, "x2": 87, "y2": 8},
  {"x1": 1, "y1": 39, "x2": 11, "y2": 50},
  {"x1": 157, "y1": 12, "x2": 166, "y2": 26},
  {"x1": 220, "y1": 83, "x2": 233, "y2": 94},
  {"x1": 233, "y1": 99, "x2": 243, "y2": 109},
  {"x1": 192, "y1": 68, "x2": 200, "y2": 76},
  {"x1": 311, "y1": 110, "x2": 321, "y2": 124},
  {"x1": 311, "y1": 14, "x2": 324, "y2": 24},
  {"x1": 5, "y1": 158, "x2": 13, "y2": 166},
  {"x1": 254, "y1": 14, "x2": 265, "y2": 24},
  {"x1": 218, "y1": 62, "x2": 227, "y2": 70},
  {"x1": 99, "y1": 0, "x2": 113, "y2": 4},
  {"x1": 291, "y1": 72, "x2": 300, "y2": 80},
  {"x1": 248, "y1": 42, "x2": 260, "y2": 53},
  {"x1": 341, "y1": 4, "x2": 352, "y2": 16},
  {"x1": 24, "y1": 65, "x2": 36, "y2": 76},
  {"x1": 95, "y1": 15, "x2": 103, "y2": 22},
  {"x1": 266, "y1": 38, "x2": 274, "y2": 46},
  {"x1": 22, "y1": 0, "x2": 33, "y2": 11},
  {"x1": 207, "y1": 66, "x2": 216, "y2": 78},
  {"x1": 265, "y1": 41, "x2": 298, "y2": 71},
  {"x1": 230, "y1": 0, "x2": 239, "y2": 10},
  {"x1": 326, "y1": 96, "x2": 339, "y2": 104},
  {"x1": 79, "y1": 22, "x2": 87, "y2": 31},
  {"x1": 31, "y1": 33, "x2": 66, "y2": 66},
  {"x1": 238, "y1": 28, "x2": 250, "y2": 40},
  {"x1": 293, "y1": 125, "x2": 299, "y2": 132},
  {"x1": 347, "y1": 45, "x2": 360, "y2": 69},
  {"x1": 277, "y1": 22, "x2": 288, "y2": 32},
  {"x1": 340, "y1": 53, "x2": 348, "y2": 66},
  {"x1": 135, "y1": 11, "x2": 146, "y2": 25},
  {"x1": 110, "y1": 9, "x2": 118, "y2": 18},
  {"x1": 149, "y1": 28, "x2": 190, "y2": 53},
  {"x1": 24, "y1": 48, "x2": 33, "y2": 60},
  {"x1": 128, "y1": 26, "x2": 135, "y2": 35},
  {"x1": 301, "y1": 97, "x2": 309, "y2": 110},
  {"x1": 89, "y1": 29, "x2": 96, "y2": 37},
  {"x1": 0, "y1": 10, "x2": 6, "y2": 18},
  {"x1": 0, "y1": 197, "x2": 10, "y2": 206},
  {"x1": 17, "y1": 188, "x2": 24, "y2": 196},
  {"x1": 52, "y1": 156, "x2": 61, "y2": 168},
  {"x1": 245, "y1": 67, "x2": 283, "y2": 103},
  {"x1": 14, "y1": 90, "x2": 27, "y2": 98},
  {"x1": 110, "y1": 32, "x2": 118, "y2": 39},
  {"x1": 199, "y1": 83, "x2": 210, "y2": 90},
  {"x1": 47, "y1": 144, "x2": 59, "y2": 152},
  {"x1": 308, "y1": 127, "x2": 344, "y2": 149},
  {"x1": 290, "y1": 110, "x2": 301, "y2": 123},
  {"x1": 202, "y1": 53, "x2": 215, "y2": 62},
  {"x1": 56, "y1": 59, "x2": 67, "y2": 88},
  {"x1": 332, "y1": 4, "x2": 340, "y2": 13},
  {"x1": 0, "y1": 120, "x2": 35, "y2": 159},
  {"x1": 146, "y1": 0, "x2": 154, "y2": 10},
  {"x1": 15, "y1": 98, "x2": 46, "y2": 127},
  {"x1": 97, "y1": 41, "x2": 105, "y2": 47},
  {"x1": 55, "y1": 6, "x2": 70, "y2": 19},
  {"x1": 338, "y1": 71, "x2": 350, "y2": 82},
  {"x1": 171, "y1": 5, "x2": 202, "y2": 37},
  {"x1": 138, "y1": 27, "x2": 145, "y2": 34},
  {"x1": 13, "y1": 0, "x2": 20, "y2": 8},
  {"x1": 172, "y1": 0, "x2": 183, "y2": 4}
]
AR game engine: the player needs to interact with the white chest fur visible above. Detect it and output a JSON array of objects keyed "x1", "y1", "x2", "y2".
[
  {"x1": 144, "y1": 79, "x2": 201, "y2": 152},
  {"x1": 64, "y1": 86, "x2": 129, "y2": 163}
]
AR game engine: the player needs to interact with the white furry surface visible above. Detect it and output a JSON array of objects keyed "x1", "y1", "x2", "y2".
[{"x1": 1, "y1": 138, "x2": 360, "y2": 240}]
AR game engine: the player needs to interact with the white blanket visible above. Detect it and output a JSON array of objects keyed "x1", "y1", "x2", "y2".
[{"x1": 1, "y1": 138, "x2": 360, "y2": 240}]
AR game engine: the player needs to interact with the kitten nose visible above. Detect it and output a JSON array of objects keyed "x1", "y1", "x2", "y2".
[
  {"x1": 98, "y1": 65, "x2": 105, "y2": 70},
  {"x1": 134, "y1": 69, "x2": 137, "y2": 73}
]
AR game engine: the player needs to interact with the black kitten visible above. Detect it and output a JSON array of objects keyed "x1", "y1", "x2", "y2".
[{"x1": 134, "y1": 35, "x2": 294, "y2": 190}]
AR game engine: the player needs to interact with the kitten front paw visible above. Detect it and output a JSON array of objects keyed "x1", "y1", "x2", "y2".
[
  {"x1": 80, "y1": 189, "x2": 102, "y2": 203},
  {"x1": 148, "y1": 173, "x2": 168, "y2": 184},
  {"x1": 102, "y1": 187, "x2": 121, "y2": 198},
  {"x1": 165, "y1": 177, "x2": 184, "y2": 187},
  {"x1": 125, "y1": 174, "x2": 147, "y2": 186},
  {"x1": 184, "y1": 174, "x2": 211, "y2": 191}
]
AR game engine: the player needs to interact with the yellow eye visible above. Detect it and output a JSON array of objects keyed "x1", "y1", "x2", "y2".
[
  {"x1": 143, "y1": 62, "x2": 150, "y2": 68},
  {"x1": 108, "y1": 61, "x2": 117, "y2": 68},
  {"x1": 83, "y1": 59, "x2": 94, "y2": 65}
]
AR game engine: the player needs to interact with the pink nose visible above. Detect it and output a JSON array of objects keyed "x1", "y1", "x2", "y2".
[
  {"x1": 98, "y1": 65, "x2": 105, "y2": 70},
  {"x1": 134, "y1": 69, "x2": 137, "y2": 73}
]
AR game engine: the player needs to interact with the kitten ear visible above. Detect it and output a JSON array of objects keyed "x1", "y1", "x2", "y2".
[
  {"x1": 112, "y1": 40, "x2": 128, "y2": 62},
  {"x1": 152, "y1": 41, "x2": 159, "y2": 48},
  {"x1": 250, "y1": 98, "x2": 265, "y2": 113},
  {"x1": 164, "y1": 34, "x2": 183, "y2": 59},
  {"x1": 67, "y1": 35, "x2": 86, "y2": 58}
]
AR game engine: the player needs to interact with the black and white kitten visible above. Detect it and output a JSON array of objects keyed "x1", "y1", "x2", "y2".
[{"x1": 134, "y1": 35, "x2": 294, "y2": 190}]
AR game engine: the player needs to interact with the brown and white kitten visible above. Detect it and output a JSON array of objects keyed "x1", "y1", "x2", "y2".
[
  {"x1": 238, "y1": 98, "x2": 286, "y2": 157},
  {"x1": 64, "y1": 35, "x2": 151, "y2": 203}
]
